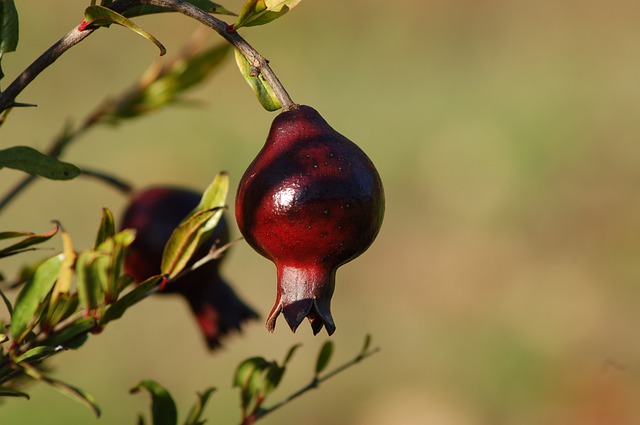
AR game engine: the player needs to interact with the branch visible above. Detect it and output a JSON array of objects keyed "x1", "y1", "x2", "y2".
[
  {"x1": 248, "y1": 346, "x2": 381, "y2": 424},
  {"x1": 0, "y1": 0, "x2": 142, "y2": 113},
  {"x1": 139, "y1": 0, "x2": 296, "y2": 111}
]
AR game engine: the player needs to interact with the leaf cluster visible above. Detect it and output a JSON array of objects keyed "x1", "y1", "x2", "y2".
[{"x1": 0, "y1": 173, "x2": 229, "y2": 414}]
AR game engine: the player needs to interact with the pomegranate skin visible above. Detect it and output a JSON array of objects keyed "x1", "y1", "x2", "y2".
[
  {"x1": 235, "y1": 105, "x2": 385, "y2": 335},
  {"x1": 121, "y1": 187, "x2": 258, "y2": 350}
]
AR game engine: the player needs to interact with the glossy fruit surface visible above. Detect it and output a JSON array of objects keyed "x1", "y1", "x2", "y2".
[
  {"x1": 121, "y1": 186, "x2": 257, "y2": 349},
  {"x1": 235, "y1": 105, "x2": 384, "y2": 335}
]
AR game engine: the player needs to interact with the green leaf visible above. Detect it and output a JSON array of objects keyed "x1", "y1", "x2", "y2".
[
  {"x1": 161, "y1": 172, "x2": 228, "y2": 278},
  {"x1": 48, "y1": 376, "x2": 101, "y2": 416},
  {"x1": 20, "y1": 362, "x2": 101, "y2": 416},
  {"x1": 0, "y1": 146, "x2": 80, "y2": 180},
  {"x1": 193, "y1": 171, "x2": 229, "y2": 219},
  {"x1": 233, "y1": 356, "x2": 269, "y2": 388},
  {"x1": 0, "y1": 388, "x2": 30, "y2": 399},
  {"x1": 360, "y1": 334, "x2": 371, "y2": 355},
  {"x1": 234, "y1": 49, "x2": 281, "y2": 111},
  {"x1": 94, "y1": 229, "x2": 135, "y2": 300},
  {"x1": 82, "y1": 6, "x2": 166, "y2": 56},
  {"x1": 130, "y1": 380, "x2": 178, "y2": 425},
  {"x1": 50, "y1": 224, "x2": 75, "y2": 303},
  {"x1": 76, "y1": 251, "x2": 106, "y2": 312},
  {"x1": 0, "y1": 286, "x2": 13, "y2": 317},
  {"x1": 262, "y1": 363, "x2": 284, "y2": 397},
  {"x1": 123, "y1": 1, "x2": 236, "y2": 18},
  {"x1": 233, "y1": 0, "x2": 301, "y2": 30},
  {"x1": 233, "y1": 356, "x2": 269, "y2": 410},
  {"x1": 12, "y1": 345, "x2": 59, "y2": 364},
  {"x1": 12, "y1": 254, "x2": 63, "y2": 341},
  {"x1": 94, "y1": 208, "x2": 115, "y2": 249},
  {"x1": 40, "y1": 316, "x2": 96, "y2": 349},
  {"x1": 183, "y1": 387, "x2": 216, "y2": 425},
  {"x1": 282, "y1": 343, "x2": 301, "y2": 366},
  {"x1": 42, "y1": 293, "x2": 79, "y2": 330},
  {"x1": 0, "y1": 0, "x2": 19, "y2": 80},
  {"x1": 315, "y1": 340, "x2": 334, "y2": 375},
  {"x1": 100, "y1": 276, "x2": 161, "y2": 326},
  {"x1": 0, "y1": 225, "x2": 59, "y2": 258},
  {"x1": 104, "y1": 42, "x2": 230, "y2": 122}
]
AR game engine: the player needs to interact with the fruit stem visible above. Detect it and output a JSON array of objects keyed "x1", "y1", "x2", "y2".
[{"x1": 139, "y1": 0, "x2": 297, "y2": 111}]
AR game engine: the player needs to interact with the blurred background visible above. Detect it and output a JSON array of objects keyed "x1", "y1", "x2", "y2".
[{"x1": 2, "y1": 0, "x2": 640, "y2": 424}]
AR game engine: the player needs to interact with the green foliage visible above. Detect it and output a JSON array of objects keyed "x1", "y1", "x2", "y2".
[
  {"x1": 0, "y1": 172, "x2": 230, "y2": 412},
  {"x1": 0, "y1": 2, "x2": 382, "y2": 424},
  {"x1": 96, "y1": 41, "x2": 231, "y2": 123},
  {"x1": 234, "y1": 49, "x2": 281, "y2": 111},
  {"x1": 82, "y1": 6, "x2": 166, "y2": 56},
  {"x1": 0, "y1": 0, "x2": 19, "y2": 79},
  {"x1": 233, "y1": 0, "x2": 301, "y2": 30},
  {"x1": 130, "y1": 380, "x2": 178, "y2": 425},
  {"x1": 161, "y1": 171, "x2": 229, "y2": 278},
  {"x1": 0, "y1": 225, "x2": 59, "y2": 258},
  {"x1": 0, "y1": 146, "x2": 80, "y2": 180},
  {"x1": 314, "y1": 340, "x2": 334, "y2": 376}
]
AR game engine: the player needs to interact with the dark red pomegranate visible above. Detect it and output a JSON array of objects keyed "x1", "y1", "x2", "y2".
[
  {"x1": 235, "y1": 105, "x2": 385, "y2": 335},
  {"x1": 121, "y1": 187, "x2": 257, "y2": 349}
]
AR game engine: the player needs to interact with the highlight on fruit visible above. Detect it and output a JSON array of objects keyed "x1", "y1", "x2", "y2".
[{"x1": 236, "y1": 105, "x2": 385, "y2": 335}]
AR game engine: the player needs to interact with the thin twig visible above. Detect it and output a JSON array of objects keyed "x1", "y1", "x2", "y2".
[
  {"x1": 0, "y1": 0, "x2": 141, "y2": 113},
  {"x1": 79, "y1": 167, "x2": 134, "y2": 195},
  {"x1": 140, "y1": 0, "x2": 296, "y2": 111},
  {"x1": 250, "y1": 347, "x2": 381, "y2": 423}
]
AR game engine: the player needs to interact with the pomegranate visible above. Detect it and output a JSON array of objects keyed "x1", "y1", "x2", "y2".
[
  {"x1": 235, "y1": 105, "x2": 384, "y2": 335},
  {"x1": 121, "y1": 186, "x2": 257, "y2": 349}
]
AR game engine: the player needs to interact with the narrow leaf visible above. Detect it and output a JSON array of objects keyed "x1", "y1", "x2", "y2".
[
  {"x1": 76, "y1": 251, "x2": 106, "y2": 312},
  {"x1": 282, "y1": 343, "x2": 301, "y2": 366},
  {"x1": 0, "y1": 286, "x2": 13, "y2": 317},
  {"x1": 234, "y1": 49, "x2": 281, "y2": 111},
  {"x1": 82, "y1": 6, "x2": 166, "y2": 56},
  {"x1": 360, "y1": 334, "x2": 371, "y2": 355},
  {"x1": 46, "y1": 376, "x2": 101, "y2": 417},
  {"x1": 233, "y1": 0, "x2": 265, "y2": 30},
  {"x1": 12, "y1": 254, "x2": 63, "y2": 341},
  {"x1": 194, "y1": 171, "x2": 229, "y2": 220},
  {"x1": 160, "y1": 209, "x2": 217, "y2": 278},
  {"x1": 0, "y1": 0, "x2": 18, "y2": 52},
  {"x1": 161, "y1": 173, "x2": 228, "y2": 278},
  {"x1": 315, "y1": 340, "x2": 334, "y2": 375},
  {"x1": 130, "y1": 380, "x2": 178, "y2": 425},
  {"x1": 94, "y1": 208, "x2": 116, "y2": 248},
  {"x1": 12, "y1": 345, "x2": 59, "y2": 364},
  {"x1": 0, "y1": 146, "x2": 80, "y2": 180},
  {"x1": 262, "y1": 363, "x2": 284, "y2": 396},
  {"x1": 183, "y1": 387, "x2": 216, "y2": 425},
  {"x1": 0, "y1": 225, "x2": 59, "y2": 258},
  {"x1": 40, "y1": 316, "x2": 96, "y2": 348},
  {"x1": 51, "y1": 223, "x2": 75, "y2": 303},
  {"x1": 0, "y1": 389, "x2": 30, "y2": 399},
  {"x1": 233, "y1": 0, "x2": 301, "y2": 30},
  {"x1": 100, "y1": 276, "x2": 161, "y2": 325},
  {"x1": 20, "y1": 362, "x2": 101, "y2": 416},
  {"x1": 0, "y1": 0, "x2": 19, "y2": 80},
  {"x1": 42, "y1": 293, "x2": 79, "y2": 330}
]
